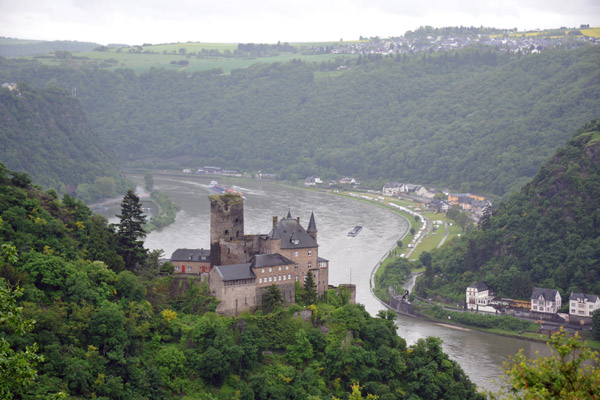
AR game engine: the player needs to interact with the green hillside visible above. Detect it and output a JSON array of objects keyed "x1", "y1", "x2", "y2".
[
  {"x1": 416, "y1": 120, "x2": 600, "y2": 301},
  {"x1": 1, "y1": 46, "x2": 599, "y2": 195},
  {"x1": 0, "y1": 84, "x2": 130, "y2": 200},
  {"x1": 0, "y1": 37, "x2": 100, "y2": 57},
  {"x1": 0, "y1": 163, "x2": 482, "y2": 399}
]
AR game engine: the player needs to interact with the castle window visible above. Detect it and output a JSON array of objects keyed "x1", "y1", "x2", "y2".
[
  {"x1": 278, "y1": 276, "x2": 281, "y2": 281},
  {"x1": 285, "y1": 265, "x2": 289, "y2": 270},
  {"x1": 308, "y1": 262, "x2": 312, "y2": 269},
  {"x1": 295, "y1": 276, "x2": 299, "y2": 282},
  {"x1": 283, "y1": 275, "x2": 286, "y2": 280},
  {"x1": 294, "y1": 251, "x2": 298, "y2": 257},
  {"x1": 295, "y1": 264, "x2": 298, "y2": 270},
  {"x1": 308, "y1": 250, "x2": 312, "y2": 256},
  {"x1": 269, "y1": 267, "x2": 272, "y2": 272},
  {"x1": 269, "y1": 277, "x2": 272, "y2": 282},
  {"x1": 278, "y1": 266, "x2": 281, "y2": 271},
  {"x1": 259, "y1": 278, "x2": 262, "y2": 283},
  {"x1": 224, "y1": 229, "x2": 228, "y2": 235},
  {"x1": 261, "y1": 268, "x2": 265, "y2": 273},
  {"x1": 288, "y1": 274, "x2": 291, "y2": 280}
]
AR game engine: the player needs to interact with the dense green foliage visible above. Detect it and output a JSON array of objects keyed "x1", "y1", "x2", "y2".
[
  {"x1": 1, "y1": 46, "x2": 599, "y2": 195},
  {"x1": 489, "y1": 330, "x2": 600, "y2": 399},
  {"x1": 374, "y1": 257, "x2": 414, "y2": 302},
  {"x1": 417, "y1": 121, "x2": 600, "y2": 301},
  {"x1": 0, "y1": 163, "x2": 483, "y2": 399},
  {"x1": 0, "y1": 84, "x2": 131, "y2": 200},
  {"x1": 145, "y1": 190, "x2": 180, "y2": 231},
  {"x1": 0, "y1": 279, "x2": 44, "y2": 399},
  {"x1": 425, "y1": 305, "x2": 535, "y2": 332}
]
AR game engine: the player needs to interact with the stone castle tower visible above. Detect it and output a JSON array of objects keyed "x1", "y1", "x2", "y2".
[{"x1": 210, "y1": 194, "x2": 245, "y2": 267}]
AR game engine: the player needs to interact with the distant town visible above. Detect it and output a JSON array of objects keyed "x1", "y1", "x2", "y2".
[{"x1": 310, "y1": 25, "x2": 598, "y2": 56}]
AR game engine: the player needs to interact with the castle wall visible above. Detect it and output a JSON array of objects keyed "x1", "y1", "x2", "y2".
[
  {"x1": 209, "y1": 268, "x2": 257, "y2": 316},
  {"x1": 218, "y1": 239, "x2": 247, "y2": 266},
  {"x1": 256, "y1": 282, "x2": 295, "y2": 305},
  {"x1": 316, "y1": 266, "x2": 328, "y2": 296}
]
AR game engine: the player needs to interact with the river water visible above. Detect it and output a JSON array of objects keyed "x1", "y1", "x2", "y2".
[{"x1": 98, "y1": 174, "x2": 550, "y2": 392}]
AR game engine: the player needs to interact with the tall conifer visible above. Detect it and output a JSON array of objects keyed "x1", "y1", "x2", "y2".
[{"x1": 116, "y1": 190, "x2": 147, "y2": 270}]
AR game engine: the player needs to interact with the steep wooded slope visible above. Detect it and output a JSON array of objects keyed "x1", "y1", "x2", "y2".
[
  {"x1": 0, "y1": 164, "x2": 482, "y2": 399},
  {"x1": 1, "y1": 46, "x2": 599, "y2": 195},
  {"x1": 418, "y1": 120, "x2": 600, "y2": 300},
  {"x1": 0, "y1": 84, "x2": 120, "y2": 192}
]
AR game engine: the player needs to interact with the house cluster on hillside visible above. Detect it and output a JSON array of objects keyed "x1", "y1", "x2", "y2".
[
  {"x1": 466, "y1": 282, "x2": 600, "y2": 326},
  {"x1": 310, "y1": 28, "x2": 598, "y2": 57},
  {"x1": 168, "y1": 194, "x2": 349, "y2": 315},
  {"x1": 381, "y1": 182, "x2": 490, "y2": 219},
  {"x1": 382, "y1": 182, "x2": 434, "y2": 199},
  {"x1": 447, "y1": 193, "x2": 491, "y2": 217}
]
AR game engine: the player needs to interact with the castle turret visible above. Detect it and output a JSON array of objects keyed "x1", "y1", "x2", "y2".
[{"x1": 307, "y1": 211, "x2": 317, "y2": 242}]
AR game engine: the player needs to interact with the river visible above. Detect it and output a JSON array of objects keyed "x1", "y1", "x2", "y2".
[{"x1": 98, "y1": 173, "x2": 550, "y2": 392}]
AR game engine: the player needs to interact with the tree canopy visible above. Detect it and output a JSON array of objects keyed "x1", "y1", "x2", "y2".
[
  {"x1": 416, "y1": 120, "x2": 600, "y2": 301},
  {"x1": 1, "y1": 46, "x2": 598, "y2": 195}
]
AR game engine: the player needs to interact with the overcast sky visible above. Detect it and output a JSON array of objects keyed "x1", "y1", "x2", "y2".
[{"x1": 1, "y1": 0, "x2": 599, "y2": 45}]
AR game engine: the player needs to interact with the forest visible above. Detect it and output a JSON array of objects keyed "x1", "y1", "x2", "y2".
[
  {"x1": 1, "y1": 45, "x2": 599, "y2": 196},
  {"x1": 416, "y1": 120, "x2": 600, "y2": 302},
  {"x1": 0, "y1": 83, "x2": 131, "y2": 200},
  {"x1": 0, "y1": 162, "x2": 484, "y2": 399}
]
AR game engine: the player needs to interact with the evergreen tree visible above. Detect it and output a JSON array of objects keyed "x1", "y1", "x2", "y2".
[
  {"x1": 263, "y1": 284, "x2": 283, "y2": 312},
  {"x1": 303, "y1": 271, "x2": 317, "y2": 305},
  {"x1": 115, "y1": 190, "x2": 147, "y2": 270}
]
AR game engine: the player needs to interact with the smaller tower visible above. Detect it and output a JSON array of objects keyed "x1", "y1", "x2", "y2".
[
  {"x1": 210, "y1": 194, "x2": 244, "y2": 267},
  {"x1": 307, "y1": 211, "x2": 317, "y2": 242}
]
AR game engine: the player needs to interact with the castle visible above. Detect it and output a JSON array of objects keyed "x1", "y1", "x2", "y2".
[{"x1": 171, "y1": 193, "x2": 329, "y2": 315}]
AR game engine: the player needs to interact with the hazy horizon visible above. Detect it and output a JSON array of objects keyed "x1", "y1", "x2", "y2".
[{"x1": 1, "y1": 0, "x2": 599, "y2": 46}]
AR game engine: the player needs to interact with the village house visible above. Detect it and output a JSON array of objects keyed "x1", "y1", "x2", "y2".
[
  {"x1": 304, "y1": 176, "x2": 322, "y2": 186},
  {"x1": 400, "y1": 183, "x2": 421, "y2": 194},
  {"x1": 382, "y1": 182, "x2": 403, "y2": 196},
  {"x1": 427, "y1": 199, "x2": 450, "y2": 213},
  {"x1": 569, "y1": 292, "x2": 600, "y2": 325},
  {"x1": 531, "y1": 287, "x2": 562, "y2": 318},
  {"x1": 339, "y1": 177, "x2": 357, "y2": 185},
  {"x1": 170, "y1": 248, "x2": 211, "y2": 274},
  {"x1": 447, "y1": 193, "x2": 485, "y2": 208},
  {"x1": 466, "y1": 282, "x2": 494, "y2": 311},
  {"x1": 415, "y1": 186, "x2": 435, "y2": 199}
]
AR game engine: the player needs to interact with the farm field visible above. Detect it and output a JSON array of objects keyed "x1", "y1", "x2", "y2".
[{"x1": 23, "y1": 41, "x2": 356, "y2": 73}]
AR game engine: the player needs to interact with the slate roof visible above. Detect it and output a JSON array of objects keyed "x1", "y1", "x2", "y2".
[
  {"x1": 317, "y1": 256, "x2": 329, "y2": 263},
  {"x1": 268, "y1": 217, "x2": 318, "y2": 249},
  {"x1": 468, "y1": 282, "x2": 489, "y2": 291},
  {"x1": 214, "y1": 263, "x2": 255, "y2": 281},
  {"x1": 250, "y1": 253, "x2": 294, "y2": 269},
  {"x1": 170, "y1": 248, "x2": 211, "y2": 262},
  {"x1": 569, "y1": 292, "x2": 599, "y2": 302},
  {"x1": 383, "y1": 182, "x2": 402, "y2": 188},
  {"x1": 531, "y1": 287, "x2": 560, "y2": 301}
]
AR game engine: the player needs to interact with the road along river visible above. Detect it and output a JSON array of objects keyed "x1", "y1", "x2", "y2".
[{"x1": 98, "y1": 174, "x2": 549, "y2": 392}]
